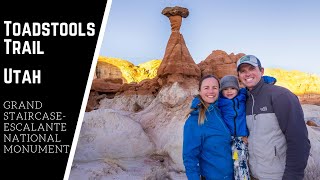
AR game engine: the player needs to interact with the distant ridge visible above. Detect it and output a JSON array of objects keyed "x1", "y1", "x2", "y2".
[
  {"x1": 97, "y1": 56, "x2": 320, "y2": 95},
  {"x1": 264, "y1": 69, "x2": 320, "y2": 95},
  {"x1": 98, "y1": 56, "x2": 161, "y2": 83}
]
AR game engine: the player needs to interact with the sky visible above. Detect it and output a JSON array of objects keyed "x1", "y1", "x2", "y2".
[{"x1": 99, "y1": 0, "x2": 320, "y2": 75}]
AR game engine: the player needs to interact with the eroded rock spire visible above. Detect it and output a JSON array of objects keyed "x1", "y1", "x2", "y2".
[{"x1": 157, "y1": 6, "x2": 200, "y2": 86}]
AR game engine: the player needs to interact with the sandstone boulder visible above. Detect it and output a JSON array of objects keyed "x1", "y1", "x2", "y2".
[
  {"x1": 73, "y1": 109, "x2": 155, "y2": 162},
  {"x1": 198, "y1": 50, "x2": 245, "y2": 78}
]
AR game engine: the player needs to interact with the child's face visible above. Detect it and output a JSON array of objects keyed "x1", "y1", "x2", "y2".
[{"x1": 222, "y1": 87, "x2": 238, "y2": 99}]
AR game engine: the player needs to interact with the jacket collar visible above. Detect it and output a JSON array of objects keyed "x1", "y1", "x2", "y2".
[
  {"x1": 247, "y1": 77, "x2": 265, "y2": 96},
  {"x1": 190, "y1": 96, "x2": 218, "y2": 112}
]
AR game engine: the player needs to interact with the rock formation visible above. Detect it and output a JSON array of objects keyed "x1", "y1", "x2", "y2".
[
  {"x1": 87, "y1": 54, "x2": 320, "y2": 112},
  {"x1": 157, "y1": 6, "x2": 200, "y2": 86},
  {"x1": 73, "y1": 109, "x2": 155, "y2": 162},
  {"x1": 91, "y1": 78, "x2": 123, "y2": 93},
  {"x1": 96, "y1": 61, "x2": 126, "y2": 83},
  {"x1": 72, "y1": 82, "x2": 199, "y2": 180},
  {"x1": 198, "y1": 50, "x2": 245, "y2": 79},
  {"x1": 85, "y1": 91, "x2": 105, "y2": 112},
  {"x1": 304, "y1": 125, "x2": 320, "y2": 180},
  {"x1": 85, "y1": 78, "x2": 123, "y2": 112},
  {"x1": 71, "y1": 94, "x2": 320, "y2": 180},
  {"x1": 162, "y1": 6, "x2": 189, "y2": 18},
  {"x1": 264, "y1": 69, "x2": 320, "y2": 105}
]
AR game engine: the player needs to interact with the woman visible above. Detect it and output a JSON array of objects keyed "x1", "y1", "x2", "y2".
[{"x1": 183, "y1": 75, "x2": 234, "y2": 180}]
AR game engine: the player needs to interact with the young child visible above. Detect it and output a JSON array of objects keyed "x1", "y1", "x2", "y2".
[{"x1": 218, "y1": 75, "x2": 276, "y2": 180}]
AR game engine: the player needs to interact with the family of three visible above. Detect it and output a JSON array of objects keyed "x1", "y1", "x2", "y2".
[{"x1": 183, "y1": 55, "x2": 311, "y2": 180}]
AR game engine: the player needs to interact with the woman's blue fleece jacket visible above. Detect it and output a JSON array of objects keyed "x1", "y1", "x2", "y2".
[{"x1": 183, "y1": 97, "x2": 233, "y2": 180}]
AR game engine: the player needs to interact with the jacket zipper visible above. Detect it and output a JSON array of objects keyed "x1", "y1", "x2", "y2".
[
  {"x1": 232, "y1": 99, "x2": 237, "y2": 136},
  {"x1": 250, "y1": 93, "x2": 258, "y2": 172},
  {"x1": 251, "y1": 94, "x2": 255, "y2": 119}
]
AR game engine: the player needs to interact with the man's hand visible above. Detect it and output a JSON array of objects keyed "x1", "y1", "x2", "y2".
[{"x1": 242, "y1": 136, "x2": 248, "y2": 144}]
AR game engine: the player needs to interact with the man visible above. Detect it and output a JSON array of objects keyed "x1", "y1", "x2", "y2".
[{"x1": 236, "y1": 55, "x2": 310, "y2": 180}]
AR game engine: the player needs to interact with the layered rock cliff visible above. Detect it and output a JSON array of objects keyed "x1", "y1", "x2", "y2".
[{"x1": 90, "y1": 56, "x2": 320, "y2": 107}]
